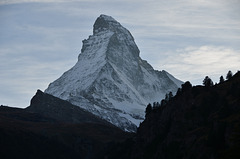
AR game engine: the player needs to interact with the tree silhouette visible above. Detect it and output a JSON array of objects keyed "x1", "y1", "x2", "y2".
[
  {"x1": 203, "y1": 76, "x2": 213, "y2": 87},
  {"x1": 226, "y1": 70, "x2": 233, "y2": 80},
  {"x1": 181, "y1": 81, "x2": 192, "y2": 92},
  {"x1": 145, "y1": 103, "x2": 152, "y2": 116},
  {"x1": 160, "y1": 99, "x2": 167, "y2": 106},
  {"x1": 176, "y1": 88, "x2": 181, "y2": 96},
  {"x1": 168, "y1": 92, "x2": 173, "y2": 99},
  {"x1": 219, "y1": 76, "x2": 224, "y2": 83}
]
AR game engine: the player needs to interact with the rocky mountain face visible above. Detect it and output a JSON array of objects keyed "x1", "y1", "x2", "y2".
[
  {"x1": 45, "y1": 14, "x2": 182, "y2": 132},
  {"x1": 104, "y1": 72, "x2": 240, "y2": 159}
]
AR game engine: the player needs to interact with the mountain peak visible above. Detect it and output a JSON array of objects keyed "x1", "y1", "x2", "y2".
[
  {"x1": 93, "y1": 14, "x2": 122, "y2": 35},
  {"x1": 81, "y1": 14, "x2": 139, "y2": 63},
  {"x1": 45, "y1": 15, "x2": 183, "y2": 132},
  {"x1": 99, "y1": 14, "x2": 117, "y2": 22}
]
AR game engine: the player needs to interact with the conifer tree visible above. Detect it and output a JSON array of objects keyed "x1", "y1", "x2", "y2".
[
  {"x1": 219, "y1": 76, "x2": 224, "y2": 83},
  {"x1": 181, "y1": 81, "x2": 192, "y2": 92},
  {"x1": 168, "y1": 92, "x2": 173, "y2": 100},
  {"x1": 226, "y1": 70, "x2": 233, "y2": 80},
  {"x1": 176, "y1": 88, "x2": 181, "y2": 96},
  {"x1": 160, "y1": 99, "x2": 167, "y2": 106},
  {"x1": 203, "y1": 76, "x2": 213, "y2": 87},
  {"x1": 145, "y1": 103, "x2": 152, "y2": 116}
]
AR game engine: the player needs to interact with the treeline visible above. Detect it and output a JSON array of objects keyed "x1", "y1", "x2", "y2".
[
  {"x1": 145, "y1": 70, "x2": 238, "y2": 116},
  {"x1": 203, "y1": 70, "x2": 233, "y2": 87}
]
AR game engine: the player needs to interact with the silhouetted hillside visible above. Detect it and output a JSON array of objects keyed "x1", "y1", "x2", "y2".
[
  {"x1": 104, "y1": 71, "x2": 240, "y2": 159},
  {"x1": 0, "y1": 90, "x2": 132, "y2": 159},
  {"x1": 26, "y1": 90, "x2": 111, "y2": 125}
]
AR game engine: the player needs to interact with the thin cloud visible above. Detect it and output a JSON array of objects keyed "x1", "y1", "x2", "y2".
[
  {"x1": 0, "y1": 0, "x2": 73, "y2": 5},
  {"x1": 0, "y1": 0, "x2": 122, "y2": 5},
  {"x1": 159, "y1": 46, "x2": 240, "y2": 84}
]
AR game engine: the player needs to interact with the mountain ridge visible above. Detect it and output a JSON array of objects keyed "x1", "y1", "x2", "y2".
[{"x1": 26, "y1": 89, "x2": 113, "y2": 125}]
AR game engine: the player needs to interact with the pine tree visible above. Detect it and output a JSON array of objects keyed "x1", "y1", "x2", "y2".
[
  {"x1": 181, "y1": 81, "x2": 192, "y2": 92},
  {"x1": 219, "y1": 76, "x2": 224, "y2": 83},
  {"x1": 203, "y1": 76, "x2": 213, "y2": 87},
  {"x1": 145, "y1": 103, "x2": 152, "y2": 116},
  {"x1": 226, "y1": 70, "x2": 233, "y2": 80},
  {"x1": 176, "y1": 88, "x2": 181, "y2": 96}
]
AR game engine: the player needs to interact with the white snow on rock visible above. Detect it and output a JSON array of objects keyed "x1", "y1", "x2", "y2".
[{"x1": 45, "y1": 14, "x2": 183, "y2": 132}]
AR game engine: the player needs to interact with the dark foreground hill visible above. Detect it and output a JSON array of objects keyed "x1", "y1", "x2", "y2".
[
  {"x1": 104, "y1": 72, "x2": 240, "y2": 159},
  {"x1": 0, "y1": 91, "x2": 132, "y2": 159},
  {"x1": 26, "y1": 90, "x2": 111, "y2": 125}
]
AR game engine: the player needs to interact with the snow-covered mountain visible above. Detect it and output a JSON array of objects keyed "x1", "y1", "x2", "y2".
[{"x1": 45, "y1": 14, "x2": 183, "y2": 132}]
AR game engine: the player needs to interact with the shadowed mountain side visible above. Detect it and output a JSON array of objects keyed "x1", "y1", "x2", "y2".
[
  {"x1": 0, "y1": 90, "x2": 133, "y2": 159},
  {"x1": 103, "y1": 71, "x2": 240, "y2": 159},
  {"x1": 26, "y1": 90, "x2": 111, "y2": 125}
]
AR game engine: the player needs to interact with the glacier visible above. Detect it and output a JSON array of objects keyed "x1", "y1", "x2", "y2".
[{"x1": 45, "y1": 14, "x2": 183, "y2": 132}]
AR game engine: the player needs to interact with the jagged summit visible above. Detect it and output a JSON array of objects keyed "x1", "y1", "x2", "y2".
[
  {"x1": 45, "y1": 15, "x2": 183, "y2": 132},
  {"x1": 93, "y1": 14, "x2": 120, "y2": 34}
]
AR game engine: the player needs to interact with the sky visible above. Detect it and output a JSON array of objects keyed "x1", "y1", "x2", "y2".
[{"x1": 0, "y1": 0, "x2": 240, "y2": 108}]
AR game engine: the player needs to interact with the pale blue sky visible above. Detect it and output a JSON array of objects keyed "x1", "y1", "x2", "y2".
[{"x1": 0, "y1": 0, "x2": 240, "y2": 107}]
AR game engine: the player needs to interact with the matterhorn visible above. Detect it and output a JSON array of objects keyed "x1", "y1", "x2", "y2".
[{"x1": 45, "y1": 14, "x2": 182, "y2": 132}]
